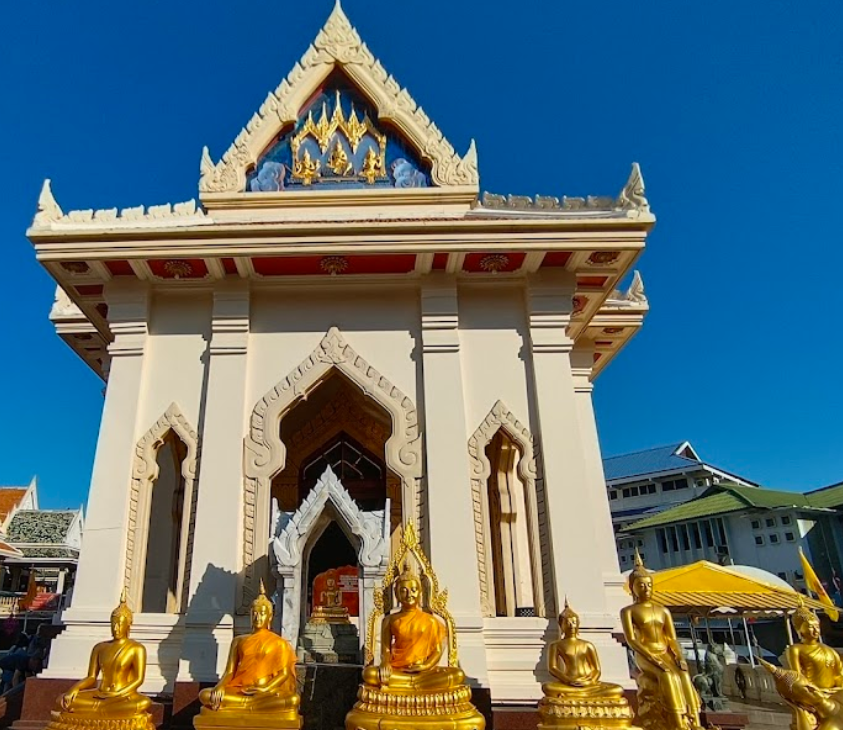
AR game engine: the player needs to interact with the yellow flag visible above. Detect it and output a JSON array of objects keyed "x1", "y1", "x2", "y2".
[{"x1": 800, "y1": 547, "x2": 840, "y2": 622}]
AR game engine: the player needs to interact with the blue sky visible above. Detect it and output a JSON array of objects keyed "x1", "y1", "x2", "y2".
[{"x1": 1, "y1": 1, "x2": 841, "y2": 509}]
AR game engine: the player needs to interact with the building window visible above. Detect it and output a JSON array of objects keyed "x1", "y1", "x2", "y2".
[
  {"x1": 777, "y1": 572, "x2": 787, "y2": 581},
  {"x1": 647, "y1": 484, "x2": 657, "y2": 495},
  {"x1": 785, "y1": 532, "x2": 796, "y2": 542},
  {"x1": 610, "y1": 490, "x2": 618, "y2": 500},
  {"x1": 620, "y1": 555, "x2": 627, "y2": 564},
  {"x1": 657, "y1": 528, "x2": 668, "y2": 554},
  {"x1": 782, "y1": 515, "x2": 792, "y2": 525},
  {"x1": 769, "y1": 533, "x2": 780, "y2": 544},
  {"x1": 755, "y1": 535, "x2": 764, "y2": 546},
  {"x1": 669, "y1": 526, "x2": 679, "y2": 552},
  {"x1": 680, "y1": 525, "x2": 691, "y2": 551},
  {"x1": 766, "y1": 517, "x2": 777, "y2": 528},
  {"x1": 622, "y1": 488, "x2": 631, "y2": 498},
  {"x1": 703, "y1": 522, "x2": 714, "y2": 548},
  {"x1": 637, "y1": 539, "x2": 644, "y2": 547},
  {"x1": 691, "y1": 523, "x2": 702, "y2": 550},
  {"x1": 751, "y1": 519, "x2": 761, "y2": 530},
  {"x1": 662, "y1": 478, "x2": 690, "y2": 492}
]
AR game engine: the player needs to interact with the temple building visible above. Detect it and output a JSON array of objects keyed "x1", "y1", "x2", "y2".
[{"x1": 27, "y1": 3, "x2": 654, "y2": 706}]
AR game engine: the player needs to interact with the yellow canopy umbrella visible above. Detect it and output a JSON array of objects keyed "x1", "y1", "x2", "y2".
[{"x1": 633, "y1": 560, "x2": 828, "y2": 617}]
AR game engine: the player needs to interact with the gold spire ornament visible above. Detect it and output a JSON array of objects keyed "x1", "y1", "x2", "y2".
[
  {"x1": 345, "y1": 522, "x2": 485, "y2": 730},
  {"x1": 783, "y1": 597, "x2": 843, "y2": 730},
  {"x1": 538, "y1": 598, "x2": 637, "y2": 730},
  {"x1": 195, "y1": 579, "x2": 301, "y2": 729},
  {"x1": 621, "y1": 550, "x2": 703, "y2": 730},
  {"x1": 46, "y1": 592, "x2": 154, "y2": 730}
]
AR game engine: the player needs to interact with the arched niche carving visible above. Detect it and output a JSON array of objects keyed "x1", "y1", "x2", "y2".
[
  {"x1": 271, "y1": 466, "x2": 390, "y2": 649},
  {"x1": 243, "y1": 326, "x2": 421, "y2": 611},
  {"x1": 125, "y1": 402, "x2": 200, "y2": 613},
  {"x1": 468, "y1": 400, "x2": 551, "y2": 618}
]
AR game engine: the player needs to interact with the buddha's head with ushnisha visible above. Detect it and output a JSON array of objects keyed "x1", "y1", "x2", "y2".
[
  {"x1": 111, "y1": 588, "x2": 133, "y2": 640},
  {"x1": 251, "y1": 579, "x2": 274, "y2": 630},
  {"x1": 792, "y1": 597, "x2": 821, "y2": 642},
  {"x1": 395, "y1": 562, "x2": 422, "y2": 609},
  {"x1": 628, "y1": 549, "x2": 653, "y2": 602},
  {"x1": 558, "y1": 598, "x2": 580, "y2": 638}
]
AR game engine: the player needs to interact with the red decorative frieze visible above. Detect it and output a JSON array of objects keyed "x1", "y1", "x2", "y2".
[
  {"x1": 148, "y1": 259, "x2": 208, "y2": 279},
  {"x1": 222, "y1": 258, "x2": 238, "y2": 275},
  {"x1": 74, "y1": 285, "x2": 104, "y2": 297},
  {"x1": 463, "y1": 252, "x2": 525, "y2": 273},
  {"x1": 105, "y1": 260, "x2": 135, "y2": 276},
  {"x1": 577, "y1": 276, "x2": 609, "y2": 288},
  {"x1": 541, "y1": 252, "x2": 573, "y2": 268},
  {"x1": 432, "y1": 253, "x2": 449, "y2": 270},
  {"x1": 252, "y1": 255, "x2": 416, "y2": 276}
]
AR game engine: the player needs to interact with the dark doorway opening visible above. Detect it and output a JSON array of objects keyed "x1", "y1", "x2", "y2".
[{"x1": 306, "y1": 521, "x2": 358, "y2": 616}]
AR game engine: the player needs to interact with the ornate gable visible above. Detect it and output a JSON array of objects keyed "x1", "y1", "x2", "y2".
[{"x1": 199, "y1": 1, "x2": 477, "y2": 196}]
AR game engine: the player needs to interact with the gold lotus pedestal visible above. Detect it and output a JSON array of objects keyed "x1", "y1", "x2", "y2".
[
  {"x1": 344, "y1": 523, "x2": 485, "y2": 730},
  {"x1": 46, "y1": 593, "x2": 154, "y2": 730}
]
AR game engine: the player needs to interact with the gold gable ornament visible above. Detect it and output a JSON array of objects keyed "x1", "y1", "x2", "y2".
[
  {"x1": 291, "y1": 91, "x2": 387, "y2": 185},
  {"x1": 346, "y1": 521, "x2": 485, "y2": 730}
]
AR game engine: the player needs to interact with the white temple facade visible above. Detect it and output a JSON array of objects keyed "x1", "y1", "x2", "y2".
[{"x1": 28, "y1": 3, "x2": 652, "y2": 705}]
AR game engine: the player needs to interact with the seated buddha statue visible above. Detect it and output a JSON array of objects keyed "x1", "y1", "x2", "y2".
[
  {"x1": 48, "y1": 592, "x2": 152, "y2": 730},
  {"x1": 621, "y1": 551, "x2": 702, "y2": 730},
  {"x1": 785, "y1": 600, "x2": 843, "y2": 730},
  {"x1": 195, "y1": 581, "x2": 300, "y2": 729},
  {"x1": 310, "y1": 573, "x2": 350, "y2": 624},
  {"x1": 346, "y1": 522, "x2": 485, "y2": 730},
  {"x1": 538, "y1": 600, "x2": 635, "y2": 730},
  {"x1": 543, "y1": 599, "x2": 624, "y2": 698}
]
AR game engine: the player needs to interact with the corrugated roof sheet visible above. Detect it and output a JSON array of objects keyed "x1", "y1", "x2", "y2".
[
  {"x1": 625, "y1": 483, "x2": 818, "y2": 531},
  {"x1": 807, "y1": 482, "x2": 843, "y2": 510},
  {"x1": 603, "y1": 443, "x2": 700, "y2": 481},
  {"x1": 642, "y1": 560, "x2": 829, "y2": 615}
]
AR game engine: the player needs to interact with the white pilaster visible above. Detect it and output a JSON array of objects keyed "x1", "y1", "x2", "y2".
[
  {"x1": 420, "y1": 276, "x2": 489, "y2": 687},
  {"x1": 570, "y1": 346, "x2": 627, "y2": 620},
  {"x1": 178, "y1": 282, "x2": 250, "y2": 682},
  {"x1": 526, "y1": 273, "x2": 629, "y2": 685},
  {"x1": 43, "y1": 283, "x2": 150, "y2": 679}
]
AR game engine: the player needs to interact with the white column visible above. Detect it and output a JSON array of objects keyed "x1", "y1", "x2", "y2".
[
  {"x1": 178, "y1": 282, "x2": 250, "y2": 682},
  {"x1": 526, "y1": 273, "x2": 629, "y2": 685},
  {"x1": 420, "y1": 276, "x2": 488, "y2": 687},
  {"x1": 42, "y1": 283, "x2": 149, "y2": 679},
  {"x1": 570, "y1": 346, "x2": 626, "y2": 617}
]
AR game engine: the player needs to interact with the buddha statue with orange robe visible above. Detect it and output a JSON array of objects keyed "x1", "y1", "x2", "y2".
[
  {"x1": 195, "y1": 581, "x2": 300, "y2": 729},
  {"x1": 346, "y1": 522, "x2": 485, "y2": 730},
  {"x1": 47, "y1": 592, "x2": 153, "y2": 730}
]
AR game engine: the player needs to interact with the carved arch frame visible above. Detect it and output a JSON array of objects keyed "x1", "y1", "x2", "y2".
[
  {"x1": 468, "y1": 400, "x2": 551, "y2": 618},
  {"x1": 125, "y1": 402, "x2": 200, "y2": 614},
  {"x1": 198, "y1": 3, "x2": 478, "y2": 194},
  {"x1": 242, "y1": 326, "x2": 422, "y2": 611}
]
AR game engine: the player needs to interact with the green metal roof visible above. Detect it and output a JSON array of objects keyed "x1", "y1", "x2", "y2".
[
  {"x1": 806, "y1": 482, "x2": 843, "y2": 510},
  {"x1": 625, "y1": 482, "x2": 820, "y2": 531}
]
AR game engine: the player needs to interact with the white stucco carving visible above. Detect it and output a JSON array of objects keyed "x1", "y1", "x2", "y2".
[
  {"x1": 30, "y1": 192, "x2": 207, "y2": 231},
  {"x1": 607, "y1": 270, "x2": 648, "y2": 307},
  {"x1": 270, "y1": 466, "x2": 389, "y2": 647},
  {"x1": 126, "y1": 403, "x2": 200, "y2": 613},
  {"x1": 468, "y1": 400, "x2": 551, "y2": 618},
  {"x1": 50, "y1": 286, "x2": 83, "y2": 319},
  {"x1": 198, "y1": 1, "x2": 478, "y2": 193},
  {"x1": 617, "y1": 162, "x2": 649, "y2": 213},
  {"x1": 242, "y1": 326, "x2": 421, "y2": 611}
]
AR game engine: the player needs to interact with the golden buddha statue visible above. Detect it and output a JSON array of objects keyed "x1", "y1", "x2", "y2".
[
  {"x1": 328, "y1": 140, "x2": 352, "y2": 176},
  {"x1": 361, "y1": 147, "x2": 384, "y2": 184},
  {"x1": 762, "y1": 660, "x2": 843, "y2": 730},
  {"x1": 784, "y1": 600, "x2": 843, "y2": 730},
  {"x1": 621, "y1": 551, "x2": 702, "y2": 730},
  {"x1": 345, "y1": 522, "x2": 485, "y2": 730},
  {"x1": 539, "y1": 599, "x2": 637, "y2": 730},
  {"x1": 195, "y1": 581, "x2": 301, "y2": 729},
  {"x1": 47, "y1": 592, "x2": 153, "y2": 730},
  {"x1": 310, "y1": 574, "x2": 350, "y2": 624}
]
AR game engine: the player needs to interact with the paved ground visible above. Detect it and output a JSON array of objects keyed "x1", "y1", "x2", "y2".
[{"x1": 728, "y1": 699, "x2": 791, "y2": 730}]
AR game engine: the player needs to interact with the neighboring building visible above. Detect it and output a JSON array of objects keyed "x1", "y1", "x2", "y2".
[
  {"x1": 0, "y1": 479, "x2": 83, "y2": 613},
  {"x1": 604, "y1": 442, "x2": 757, "y2": 569},
  {"x1": 620, "y1": 481, "x2": 843, "y2": 592},
  {"x1": 26, "y1": 3, "x2": 655, "y2": 704}
]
